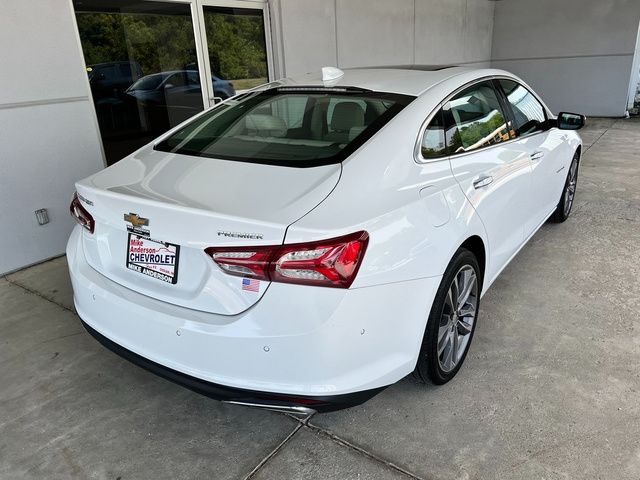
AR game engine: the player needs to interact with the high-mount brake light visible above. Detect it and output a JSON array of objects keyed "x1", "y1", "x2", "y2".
[
  {"x1": 70, "y1": 192, "x2": 95, "y2": 233},
  {"x1": 205, "y1": 231, "x2": 369, "y2": 289}
]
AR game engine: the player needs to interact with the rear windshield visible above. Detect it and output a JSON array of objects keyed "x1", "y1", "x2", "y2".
[{"x1": 154, "y1": 88, "x2": 414, "y2": 167}]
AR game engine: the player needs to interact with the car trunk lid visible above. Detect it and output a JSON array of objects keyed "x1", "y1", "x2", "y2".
[{"x1": 76, "y1": 147, "x2": 341, "y2": 315}]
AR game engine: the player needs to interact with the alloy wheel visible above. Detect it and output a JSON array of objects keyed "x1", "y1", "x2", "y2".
[
  {"x1": 437, "y1": 265, "x2": 478, "y2": 373},
  {"x1": 564, "y1": 158, "x2": 578, "y2": 216}
]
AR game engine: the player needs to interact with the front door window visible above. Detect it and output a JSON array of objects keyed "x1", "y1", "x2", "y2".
[{"x1": 444, "y1": 81, "x2": 512, "y2": 155}]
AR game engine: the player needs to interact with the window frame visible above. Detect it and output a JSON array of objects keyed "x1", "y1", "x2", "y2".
[
  {"x1": 493, "y1": 78, "x2": 549, "y2": 140},
  {"x1": 415, "y1": 75, "x2": 554, "y2": 164}
]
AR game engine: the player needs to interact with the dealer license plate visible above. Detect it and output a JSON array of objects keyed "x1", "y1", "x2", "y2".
[{"x1": 126, "y1": 233, "x2": 180, "y2": 284}]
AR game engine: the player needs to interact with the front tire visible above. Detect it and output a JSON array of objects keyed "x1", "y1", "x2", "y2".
[
  {"x1": 550, "y1": 152, "x2": 579, "y2": 223},
  {"x1": 413, "y1": 248, "x2": 481, "y2": 385}
]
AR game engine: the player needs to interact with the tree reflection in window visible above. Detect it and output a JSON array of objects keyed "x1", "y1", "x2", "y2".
[
  {"x1": 445, "y1": 82, "x2": 511, "y2": 154},
  {"x1": 421, "y1": 109, "x2": 447, "y2": 159}
]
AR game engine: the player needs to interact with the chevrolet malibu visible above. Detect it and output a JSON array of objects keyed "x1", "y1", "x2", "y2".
[{"x1": 68, "y1": 66, "x2": 585, "y2": 413}]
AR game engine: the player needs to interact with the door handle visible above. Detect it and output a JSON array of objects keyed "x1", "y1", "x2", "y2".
[
  {"x1": 473, "y1": 175, "x2": 493, "y2": 189},
  {"x1": 530, "y1": 151, "x2": 545, "y2": 162}
]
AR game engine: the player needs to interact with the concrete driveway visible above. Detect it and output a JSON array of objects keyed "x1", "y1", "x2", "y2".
[{"x1": 2, "y1": 117, "x2": 639, "y2": 479}]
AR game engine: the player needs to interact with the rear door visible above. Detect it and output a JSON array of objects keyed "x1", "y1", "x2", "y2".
[
  {"x1": 446, "y1": 80, "x2": 533, "y2": 282},
  {"x1": 495, "y1": 79, "x2": 566, "y2": 236}
]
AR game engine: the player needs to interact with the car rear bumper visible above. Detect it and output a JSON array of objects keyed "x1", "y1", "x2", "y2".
[
  {"x1": 67, "y1": 226, "x2": 441, "y2": 410},
  {"x1": 81, "y1": 319, "x2": 383, "y2": 413}
]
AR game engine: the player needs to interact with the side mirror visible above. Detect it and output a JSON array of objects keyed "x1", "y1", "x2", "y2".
[
  {"x1": 557, "y1": 112, "x2": 586, "y2": 130},
  {"x1": 164, "y1": 83, "x2": 174, "y2": 90}
]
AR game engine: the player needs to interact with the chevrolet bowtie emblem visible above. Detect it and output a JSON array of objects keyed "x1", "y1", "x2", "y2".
[{"x1": 124, "y1": 213, "x2": 149, "y2": 227}]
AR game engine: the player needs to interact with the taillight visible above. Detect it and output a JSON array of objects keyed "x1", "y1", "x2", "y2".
[
  {"x1": 206, "y1": 231, "x2": 369, "y2": 288},
  {"x1": 208, "y1": 248, "x2": 273, "y2": 280},
  {"x1": 270, "y1": 232, "x2": 368, "y2": 287},
  {"x1": 70, "y1": 192, "x2": 95, "y2": 233}
]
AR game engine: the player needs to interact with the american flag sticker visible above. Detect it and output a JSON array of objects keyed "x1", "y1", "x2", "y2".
[{"x1": 242, "y1": 278, "x2": 260, "y2": 293}]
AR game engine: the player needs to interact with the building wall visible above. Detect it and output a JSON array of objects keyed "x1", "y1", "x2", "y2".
[
  {"x1": 273, "y1": 0, "x2": 495, "y2": 77},
  {"x1": 491, "y1": 0, "x2": 640, "y2": 117},
  {"x1": 2, "y1": 0, "x2": 639, "y2": 275},
  {"x1": 0, "y1": 0, "x2": 104, "y2": 274}
]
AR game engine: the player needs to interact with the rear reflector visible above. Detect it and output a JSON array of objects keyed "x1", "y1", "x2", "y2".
[
  {"x1": 206, "y1": 231, "x2": 369, "y2": 288},
  {"x1": 70, "y1": 192, "x2": 95, "y2": 233}
]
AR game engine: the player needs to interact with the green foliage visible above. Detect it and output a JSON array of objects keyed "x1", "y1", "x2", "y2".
[
  {"x1": 448, "y1": 112, "x2": 506, "y2": 151},
  {"x1": 76, "y1": 13, "x2": 198, "y2": 74},
  {"x1": 75, "y1": 10, "x2": 268, "y2": 82},
  {"x1": 204, "y1": 11, "x2": 267, "y2": 80}
]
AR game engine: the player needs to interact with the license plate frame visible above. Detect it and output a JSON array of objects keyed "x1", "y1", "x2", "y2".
[{"x1": 126, "y1": 233, "x2": 180, "y2": 285}]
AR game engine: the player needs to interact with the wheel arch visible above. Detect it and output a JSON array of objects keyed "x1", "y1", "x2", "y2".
[{"x1": 459, "y1": 235, "x2": 486, "y2": 288}]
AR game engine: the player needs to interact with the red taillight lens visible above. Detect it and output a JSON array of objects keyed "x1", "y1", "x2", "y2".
[
  {"x1": 205, "y1": 247, "x2": 273, "y2": 281},
  {"x1": 271, "y1": 232, "x2": 368, "y2": 288},
  {"x1": 205, "y1": 231, "x2": 369, "y2": 288},
  {"x1": 70, "y1": 192, "x2": 95, "y2": 233}
]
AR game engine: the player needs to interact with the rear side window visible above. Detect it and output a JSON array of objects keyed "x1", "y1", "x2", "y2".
[
  {"x1": 444, "y1": 81, "x2": 512, "y2": 154},
  {"x1": 167, "y1": 72, "x2": 188, "y2": 88},
  {"x1": 420, "y1": 109, "x2": 447, "y2": 159},
  {"x1": 498, "y1": 79, "x2": 547, "y2": 136},
  {"x1": 155, "y1": 89, "x2": 414, "y2": 167},
  {"x1": 187, "y1": 71, "x2": 200, "y2": 85}
]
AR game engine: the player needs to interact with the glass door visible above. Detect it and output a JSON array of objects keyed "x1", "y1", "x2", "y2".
[
  {"x1": 74, "y1": 0, "x2": 209, "y2": 165},
  {"x1": 196, "y1": 0, "x2": 272, "y2": 107},
  {"x1": 74, "y1": 0, "x2": 273, "y2": 165}
]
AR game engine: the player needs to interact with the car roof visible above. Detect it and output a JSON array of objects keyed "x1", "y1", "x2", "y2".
[{"x1": 278, "y1": 66, "x2": 476, "y2": 97}]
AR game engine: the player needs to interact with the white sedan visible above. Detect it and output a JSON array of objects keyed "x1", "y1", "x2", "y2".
[{"x1": 68, "y1": 66, "x2": 584, "y2": 413}]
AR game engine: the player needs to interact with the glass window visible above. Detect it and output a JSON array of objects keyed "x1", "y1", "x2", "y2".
[
  {"x1": 327, "y1": 98, "x2": 366, "y2": 125},
  {"x1": 420, "y1": 109, "x2": 447, "y2": 159},
  {"x1": 128, "y1": 74, "x2": 166, "y2": 92},
  {"x1": 271, "y1": 96, "x2": 309, "y2": 129},
  {"x1": 165, "y1": 72, "x2": 188, "y2": 88},
  {"x1": 93, "y1": 64, "x2": 119, "y2": 82},
  {"x1": 327, "y1": 98, "x2": 397, "y2": 138},
  {"x1": 156, "y1": 90, "x2": 414, "y2": 166},
  {"x1": 444, "y1": 81, "x2": 511, "y2": 154},
  {"x1": 118, "y1": 63, "x2": 133, "y2": 78},
  {"x1": 187, "y1": 71, "x2": 200, "y2": 86},
  {"x1": 203, "y1": 7, "x2": 268, "y2": 91},
  {"x1": 74, "y1": 0, "x2": 204, "y2": 165},
  {"x1": 499, "y1": 79, "x2": 547, "y2": 136}
]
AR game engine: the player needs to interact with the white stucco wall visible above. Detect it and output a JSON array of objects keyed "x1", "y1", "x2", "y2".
[
  {"x1": 0, "y1": 0, "x2": 104, "y2": 274},
  {"x1": 491, "y1": 0, "x2": 640, "y2": 117},
  {"x1": 273, "y1": 0, "x2": 495, "y2": 77}
]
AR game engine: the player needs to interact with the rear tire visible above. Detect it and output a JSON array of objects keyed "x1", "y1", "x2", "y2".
[
  {"x1": 413, "y1": 248, "x2": 481, "y2": 385},
  {"x1": 550, "y1": 152, "x2": 579, "y2": 223}
]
